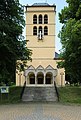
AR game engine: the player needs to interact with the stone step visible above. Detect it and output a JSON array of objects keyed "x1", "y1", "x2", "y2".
[{"x1": 22, "y1": 86, "x2": 58, "y2": 102}]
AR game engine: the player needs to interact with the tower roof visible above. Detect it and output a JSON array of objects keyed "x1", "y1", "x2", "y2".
[
  {"x1": 32, "y1": 3, "x2": 50, "y2": 6},
  {"x1": 25, "y1": 3, "x2": 56, "y2": 8}
]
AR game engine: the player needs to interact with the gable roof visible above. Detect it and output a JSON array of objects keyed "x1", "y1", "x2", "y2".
[
  {"x1": 54, "y1": 52, "x2": 64, "y2": 60},
  {"x1": 27, "y1": 65, "x2": 35, "y2": 70},
  {"x1": 36, "y1": 65, "x2": 44, "y2": 70},
  {"x1": 46, "y1": 65, "x2": 54, "y2": 70},
  {"x1": 55, "y1": 52, "x2": 59, "y2": 58}
]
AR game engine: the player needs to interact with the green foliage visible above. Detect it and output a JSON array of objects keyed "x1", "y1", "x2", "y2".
[
  {"x1": 0, "y1": 86, "x2": 22, "y2": 104},
  {"x1": 59, "y1": 0, "x2": 81, "y2": 23},
  {"x1": 0, "y1": 0, "x2": 32, "y2": 85},
  {"x1": 58, "y1": 0, "x2": 81, "y2": 84},
  {"x1": 59, "y1": 86, "x2": 81, "y2": 104}
]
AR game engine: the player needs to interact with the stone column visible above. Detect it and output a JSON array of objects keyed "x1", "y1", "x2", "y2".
[
  {"x1": 19, "y1": 72, "x2": 22, "y2": 86},
  {"x1": 44, "y1": 74, "x2": 46, "y2": 84},
  {"x1": 53, "y1": 76, "x2": 55, "y2": 85},
  {"x1": 35, "y1": 75, "x2": 37, "y2": 85}
]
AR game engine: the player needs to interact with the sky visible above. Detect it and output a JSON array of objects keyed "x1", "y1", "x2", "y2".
[{"x1": 19, "y1": 0, "x2": 67, "y2": 53}]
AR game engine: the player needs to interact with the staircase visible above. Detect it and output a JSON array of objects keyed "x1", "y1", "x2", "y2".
[{"x1": 22, "y1": 86, "x2": 58, "y2": 102}]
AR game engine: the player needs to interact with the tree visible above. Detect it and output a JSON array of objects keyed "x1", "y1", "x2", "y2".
[
  {"x1": 0, "y1": 0, "x2": 32, "y2": 85},
  {"x1": 58, "y1": 0, "x2": 81, "y2": 84},
  {"x1": 59, "y1": 0, "x2": 81, "y2": 23}
]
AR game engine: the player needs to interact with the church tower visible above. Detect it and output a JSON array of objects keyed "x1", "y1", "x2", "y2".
[
  {"x1": 16, "y1": 3, "x2": 65, "y2": 87},
  {"x1": 26, "y1": 3, "x2": 56, "y2": 62}
]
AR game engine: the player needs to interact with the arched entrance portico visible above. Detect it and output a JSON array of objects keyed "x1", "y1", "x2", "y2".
[
  {"x1": 37, "y1": 72, "x2": 44, "y2": 84},
  {"x1": 24, "y1": 65, "x2": 57, "y2": 86},
  {"x1": 46, "y1": 72, "x2": 53, "y2": 84},
  {"x1": 28, "y1": 72, "x2": 35, "y2": 84}
]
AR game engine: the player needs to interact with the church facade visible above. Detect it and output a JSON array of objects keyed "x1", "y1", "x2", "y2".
[{"x1": 16, "y1": 3, "x2": 65, "y2": 87}]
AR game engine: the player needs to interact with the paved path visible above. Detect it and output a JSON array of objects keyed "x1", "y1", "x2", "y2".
[{"x1": 0, "y1": 103, "x2": 81, "y2": 120}]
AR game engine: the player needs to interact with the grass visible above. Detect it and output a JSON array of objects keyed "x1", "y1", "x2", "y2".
[
  {"x1": 58, "y1": 86, "x2": 81, "y2": 104},
  {"x1": 0, "y1": 86, "x2": 22, "y2": 104},
  {"x1": 0, "y1": 86, "x2": 81, "y2": 104}
]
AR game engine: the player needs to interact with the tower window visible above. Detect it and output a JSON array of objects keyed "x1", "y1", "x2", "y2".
[
  {"x1": 33, "y1": 14, "x2": 37, "y2": 24},
  {"x1": 39, "y1": 26, "x2": 42, "y2": 34},
  {"x1": 33, "y1": 26, "x2": 37, "y2": 35},
  {"x1": 39, "y1": 15, "x2": 42, "y2": 24},
  {"x1": 38, "y1": 26, "x2": 43, "y2": 40},
  {"x1": 44, "y1": 26, "x2": 48, "y2": 35},
  {"x1": 44, "y1": 14, "x2": 48, "y2": 24}
]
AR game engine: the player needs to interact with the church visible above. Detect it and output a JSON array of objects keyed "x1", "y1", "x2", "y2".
[{"x1": 16, "y1": 3, "x2": 65, "y2": 87}]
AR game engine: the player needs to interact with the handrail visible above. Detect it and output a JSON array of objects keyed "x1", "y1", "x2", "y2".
[
  {"x1": 20, "y1": 81, "x2": 26, "y2": 99},
  {"x1": 54, "y1": 81, "x2": 59, "y2": 101}
]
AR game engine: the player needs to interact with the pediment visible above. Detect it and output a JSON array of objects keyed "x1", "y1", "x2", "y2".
[
  {"x1": 36, "y1": 65, "x2": 44, "y2": 70},
  {"x1": 46, "y1": 65, "x2": 54, "y2": 70},
  {"x1": 27, "y1": 65, "x2": 35, "y2": 70}
]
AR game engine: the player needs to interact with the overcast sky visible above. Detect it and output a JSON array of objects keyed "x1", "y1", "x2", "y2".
[{"x1": 19, "y1": 0, "x2": 67, "y2": 53}]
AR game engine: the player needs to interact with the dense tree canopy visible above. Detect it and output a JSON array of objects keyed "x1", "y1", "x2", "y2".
[
  {"x1": 0, "y1": 0, "x2": 31, "y2": 85},
  {"x1": 59, "y1": 0, "x2": 81, "y2": 23},
  {"x1": 58, "y1": 0, "x2": 81, "y2": 84}
]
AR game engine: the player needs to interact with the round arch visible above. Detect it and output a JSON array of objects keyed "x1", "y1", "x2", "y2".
[
  {"x1": 33, "y1": 26, "x2": 37, "y2": 35},
  {"x1": 28, "y1": 72, "x2": 35, "y2": 84},
  {"x1": 44, "y1": 14, "x2": 48, "y2": 24},
  {"x1": 46, "y1": 72, "x2": 53, "y2": 84},
  {"x1": 39, "y1": 14, "x2": 42, "y2": 24},
  {"x1": 37, "y1": 72, "x2": 44, "y2": 84},
  {"x1": 33, "y1": 14, "x2": 37, "y2": 24}
]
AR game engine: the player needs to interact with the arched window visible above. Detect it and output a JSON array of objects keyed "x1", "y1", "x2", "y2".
[
  {"x1": 39, "y1": 14, "x2": 42, "y2": 24},
  {"x1": 38, "y1": 26, "x2": 43, "y2": 39},
  {"x1": 44, "y1": 14, "x2": 48, "y2": 24},
  {"x1": 44, "y1": 26, "x2": 48, "y2": 35},
  {"x1": 33, "y1": 26, "x2": 37, "y2": 35},
  {"x1": 39, "y1": 26, "x2": 42, "y2": 33},
  {"x1": 33, "y1": 14, "x2": 37, "y2": 24}
]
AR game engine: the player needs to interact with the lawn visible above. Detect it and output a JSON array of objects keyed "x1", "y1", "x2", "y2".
[
  {"x1": 58, "y1": 86, "x2": 81, "y2": 104},
  {"x1": 0, "y1": 86, "x2": 81, "y2": 104},
  {"x1": 0, "y1": 86, "x2": 22, "y2": 104}
]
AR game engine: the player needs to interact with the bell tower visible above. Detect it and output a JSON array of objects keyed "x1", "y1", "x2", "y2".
[{"x1": 25, "y1": 3, "x2": 56, "y2": 65}]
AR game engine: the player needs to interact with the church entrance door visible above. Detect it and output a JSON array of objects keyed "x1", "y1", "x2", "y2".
[
  {"x1": 37, "y1": 72, "x2": 44, "y2": 84},
  {"x1": 46, "y1": 72, "x2": 52, "y2": 84},
  {"x1": 28, "y1": 72, "x2": 35, "y2": 84}
]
